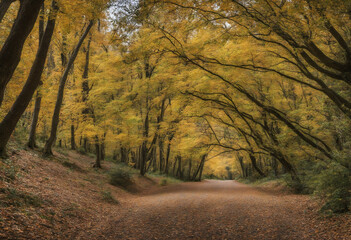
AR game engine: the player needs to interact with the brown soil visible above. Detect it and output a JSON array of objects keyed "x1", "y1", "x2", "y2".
[
  {"x1": 82, "y1": 180, "x2": 351, "y2": 240},
  {"x1": 1, "y1": 149, "x2": 350, "y2": 240}
]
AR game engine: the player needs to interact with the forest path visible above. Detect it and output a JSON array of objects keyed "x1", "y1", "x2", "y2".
[{"x1": 80, "y1": 180, "x2": 349, "y2": 240}]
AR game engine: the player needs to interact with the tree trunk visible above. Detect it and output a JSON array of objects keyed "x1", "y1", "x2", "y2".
[
  {"x1": 27, "y1": 5, "x2": 44, "y2": 149},
  {"x1": 272, "y1": 158, "x2": 278, "y2": 177},
  {"x1": 198, "y1": 157, "x2": 205, "y2": 181},
  {"x1": 0, "y1": 0, "x2": 44, "y2": 106},
  {"x1": 0, "y1": 0, "x2": 15, "y2": 23},
  {"x1": 0, "y1": 1, "x2": 57, "y2": 157},
  {"x1": 140, "y1": 109, "x2": 149, "y2": 175},
  {"x1": 272, "y1": 152, "x2": 300, "y2": 183},
  {"x1": 172, "y1": 157, "x2": 177, "y2": 177},
  {"x1": 249, "y1": 154, "x2": 266, "y2": 177},
  {"x1": 158, "y1": 137, "x2": 164, "y2": 171},
  {"x1": 70, "y1": 124, "x2": 76, "y2": 150},
  {"x1": 84, "y1": 138, "x2": 88, "y2": 152},
  {"x1": 188, "y1": 159, "x2": 192, "y2": 180},
  {"x1": 164, "y1": 134, "x2": 173, "y2": 174},
  {"x1": 192, "y1": 154, "x2": 206, "y2": 181},
  {"x1": 100, "y1": 143, "x2": 105, "y2": 161},
  {"x1": 176, "y1": 155, "x2": 182, "y2": 179},
  {"x1": 237, "y1": 155, "x2": 246, "y2": 178},
  {"x1": 44, "y1": 20, "x2": 94, "y2": 156},
  {"x1": 27, "y1": 92, "x2": 41, "y2": 149},
  {"x1": 93, "y1": 138, "x2": 101, "y2": 168},
  {"x1": 140, "y1": 142, "x2": 147, "y2": 175}
]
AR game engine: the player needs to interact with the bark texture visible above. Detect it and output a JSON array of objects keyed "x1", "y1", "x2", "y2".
[{"x1": 0, "y1": 0, "x2": 44, "y2": 106}]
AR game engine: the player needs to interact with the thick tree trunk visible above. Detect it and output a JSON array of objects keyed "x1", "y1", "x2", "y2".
[
  {"x1": 249, "y1": 154, "x2": 266, "y2": 177},
  {"x1": 0, "y1": 0, "x2": 15, "y2": 23},
  {"x1": 0, "y1": 0, "x2": 44, "y2": 106},
  {"x1": 0, "y1": 1, "x2": 57, "y2": 157},
  {"x1": 44, "y1": 20, "x2": 94, "y2": 156},
  {"x1": 271, "y1": 151, "x2": 300, "y2": 183}
]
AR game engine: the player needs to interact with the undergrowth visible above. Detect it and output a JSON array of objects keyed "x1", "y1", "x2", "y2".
[
  {"x1": 0, "y1": 187, "x2": 43, "y2": 207},
  {"x1": 101, "y1": 190, "x2": 119, "y2": 204}
]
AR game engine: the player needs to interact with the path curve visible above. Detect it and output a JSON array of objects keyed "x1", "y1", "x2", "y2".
[{"x1": 81, "y1": 180, "x2": 350, "y2": 240}]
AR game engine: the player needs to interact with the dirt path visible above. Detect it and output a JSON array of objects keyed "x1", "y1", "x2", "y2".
[{"x1": 79, "y1": 180, "x2": 351, "y2": 240}]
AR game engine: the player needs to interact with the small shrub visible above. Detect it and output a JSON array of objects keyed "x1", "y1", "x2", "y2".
[
  {"x1": 109, "y1": 168, "x2": 133, "y2": 188},
  {"x1": 101, "y1": 190, "x2": 119, "y2": 204},
  {"x1": 0, "y1": 159, "x2": 19, "y2": 182},
  {"x1": 160, "y1": 178, "x2": 167, "y2": 186},
  {"x1": 320, "y1": 188, "x2": 350, "y2": 214},
  {"x1": 284, "y1": 178, "x2": 307, "y2": 194},
  {"x1": 55, "y1": 148, "x2": 69, "y2": 156},
  {"x1": 0, "y1": 187, "x2": 43, "y2": 207},
  {"x1": 77, "y1": 147, "x2": 87, "y2": 155},
  {"x1": 62, "y1": 161, "x2": 84, "y2": 172},
  {"x1": 312, "y1": 162, "x2": 350, "y2": 213}
]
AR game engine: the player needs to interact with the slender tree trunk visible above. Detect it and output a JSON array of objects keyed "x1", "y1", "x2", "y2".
[
  {"x1": 140, "y1": 109, "x2": 149, "y2": 175},
  {"x1": 93, "y1": 137, "x2": 101, "y2": 168},
  {"x1": 188, "y1": 159, "x2": 192, "y2": 180},
  {"x1": 172, "y1": 157, "x2": 177, "y2": 176},
  {"x1": 158, "y1": 137, "x2": 164, "y2": 171},
  {"x1": 27, "y1": 92, "x2": 41, "y2": 149},
  {"x1": 152, "y1": 146, "x2": 157, "y2": 171},
  {"x1": 0, "y1": 0, "x2": 44, "y2": 106},
  {"x1": 198, "y1": 158, "x2": 205, "y2": 181},
  {"x1": 140, "y1": 142, "x2": 147, "y2": 175},
  {"x1": 164, "y1": 133, "x2": 173, "y2": 174},
  {"x1": 27, "y1": 5, "x2": 45, "y2": 149},
  {"x1": 70, "y1": 124, "x2": 76, "y2": 150},
  {"x1": 44, "y1": 20, "x2": 94, "y2": 156},
  {"x1": 272, "y1": 158, "x2": 278, "y2": 177},
  {"x1": 237, "y1": 155, "x2": 246, "y2": 178},
  {"x1": 84, "y1": 138, "x2": 88, "y2": 152},
  {"x1": 176, "y1": 155, "x2": 182, "y2": 179},
  {"x1": 136, "y1": 146, "x2": 142, "y2": 170},
  {"x1": 0, "y1": 0, "x2": 15, "y2": 23},
  {"x1": 192, "y1": 154, "x2": 206, "y2": 181},
  {"x1": 0, "y1": 1, "x2": 57, "y2": 157},
  {"x1": 100, "y1": 133, "x2": 106, "y2": 161}
]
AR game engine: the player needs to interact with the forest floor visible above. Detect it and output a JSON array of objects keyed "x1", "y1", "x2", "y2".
[{"x1": 0, "y1": 147, "x2": 351, "y2": 240}]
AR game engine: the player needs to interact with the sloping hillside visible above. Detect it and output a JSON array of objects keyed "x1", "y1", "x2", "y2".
[{"x1": 0, "y1": 147, "x2": 158, "y2": 239}]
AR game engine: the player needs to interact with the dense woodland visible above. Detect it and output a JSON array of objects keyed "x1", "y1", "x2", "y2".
[{"x1": 0, "y1": 0, "x2": 350, "y2": 213}]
